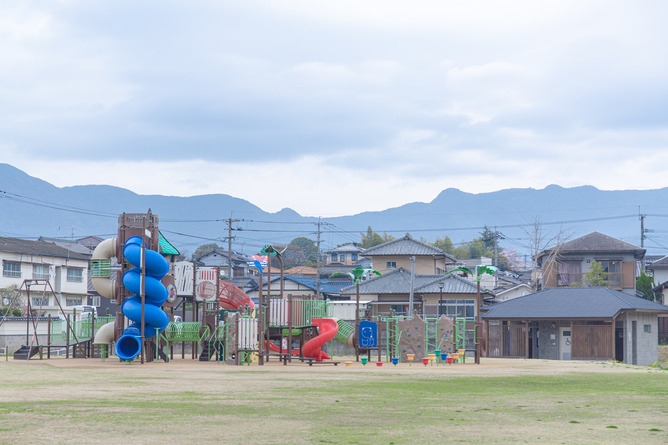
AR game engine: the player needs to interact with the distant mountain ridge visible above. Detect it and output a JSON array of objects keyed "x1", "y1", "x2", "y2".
[{"x1": 0, "y1": 163, "x2": 665, "y2": 258}]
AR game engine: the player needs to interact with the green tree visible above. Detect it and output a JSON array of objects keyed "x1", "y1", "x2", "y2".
[
  {"x1": 288, "y1": 237, "x2": 318, "y2": 267},
  {"x1": 360, "y1": 226, "x2": 385, "y2": 248},
  {"x1": 636, "y1": 271, "x2": 657, "y2": 301},
  {"x1": 480, "y1": 226, "x2": 497, "y2": 250},
  {"x1": 433, "y1": 235, "x2": 456, "y2": 253},
  {"x1": 192, "y1": 243, "x2": 220, "y2": 260},
  {"x1": 580, "y1": 261, "x2": 609, "y2": 287}
]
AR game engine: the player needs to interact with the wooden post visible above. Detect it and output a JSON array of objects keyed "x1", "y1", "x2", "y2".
[
  {"x1": 139, "y1": 217, "x2": 146, "y2": 364},
  {"x1": 355, "y1": 281, "x2": 360, "y2": 362},
  {"x1": 484, "y1": 319, "x2": 489, "y2": 360},
  {"x1": 193, "y1": 301, "x2": 198, "y2": 359},
  {"x1": 26, "y1": 284, "x2": 31, "y2": 345},
  {"x1": 90, "y1": 313, "x2": 95, "y2": 358},
  {"x1": 475, "y1": 280, "x2": 481, "y2": 364},
  {"x1": 47, "y1": 314, "x2": 51, "y2": 359},
  {"x1": 66, "y1": 314, "x2": 71, "y2": 359},
  {"x1": 258, "y1": 272, "x2": 264, "y2": 366},
  {"x1": 182, "y1": 297, "x2": 186, "y2": 360},
  {"x1": 611, "y1": 315, "x2": 617, "y2": 361},
  {"x1": 288, "y1": 293, "x2": 293, "y2": 364},
  {"x1": 377, "y1": 318, "x2": 382, "y2": 362},
  {"x1": 170, "y1": 306, "x2": 174, "y2": 361},
  {"x1": 525, "y1": 320, "x2": 529, "y2": 359},
  {"x1": 266, "y1": 261, "x2": 271, "y2": 363}
]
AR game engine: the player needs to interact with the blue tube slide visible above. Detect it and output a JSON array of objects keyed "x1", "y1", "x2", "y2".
[{"x1": 115, "y1": 236, "x2": 170, "y2": 361}]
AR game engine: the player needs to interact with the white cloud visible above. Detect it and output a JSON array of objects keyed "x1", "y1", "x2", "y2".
[{"x1": 1, "y1": 1, "x2": 668, "y2": 217}]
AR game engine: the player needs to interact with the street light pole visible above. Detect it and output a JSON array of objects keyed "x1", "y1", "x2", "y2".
[{"x1": 438, "y1": 282, "x2": 444, "y2": 318}]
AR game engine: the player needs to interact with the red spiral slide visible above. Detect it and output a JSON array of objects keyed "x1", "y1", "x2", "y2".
[
  {"x1": 266, "y1": 318, "x2": 339, "y2": 362},
  {"x1": 302, "y1": 318, "x2": 339, "y2": 362}
]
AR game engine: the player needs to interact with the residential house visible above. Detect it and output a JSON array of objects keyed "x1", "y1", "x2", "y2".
[
  {"x1": 194, "y1": 248, "x2": 251, "y2": 278},
  {"x1": 340, "y1": 267, "x2": 495, "y2": 318},
  {"x1": 320, "y1": 244, "x2": 367, "y2": 279},
  {"x1": 243, "y1": 275, "x2": 353, "y2": 301},
  {"x1": 324, "y1": 244, "x2": 364, "y2": 267},
  {"x1": 493, "y1": 272, "x2": 533, "y2": 302},
  {"x1": 647, "y1": 256, "x2": 668, "y2": 343},
  {"x1": 283, "y1": 266, "x2": 318, "y2": 278},
  {"x1": 361, "y1": 235, "x2": 457, "y2": 275},
  {"x1": 647, "y1": 255, "x2": 668, "y2": 305},
  {"x1": 535, "y1": 232, "x2": 645, "y2": 295},
  {"x1": 483, "y1": 287, "x2": 668, "y2": 366},
  {"x1": 0, "y1": 237, "x2": 91, "y2": 317}
]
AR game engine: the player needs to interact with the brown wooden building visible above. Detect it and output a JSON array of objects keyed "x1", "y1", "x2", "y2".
[{"x1": 482, "y1": 287, "x2": 668, "y2": 366}]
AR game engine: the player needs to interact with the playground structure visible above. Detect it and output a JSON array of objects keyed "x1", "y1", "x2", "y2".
[
  {"x1": 11, "y1": 210, "x2": 480, "y2": 367},
  {"x1": 12, "y1": 284, "x2": 476, "y2": 366},
  {"x1": 115, "y1": 236, "x2": 170, "y2": 360}
]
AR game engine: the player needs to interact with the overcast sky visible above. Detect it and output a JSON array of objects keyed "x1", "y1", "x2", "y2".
[{"x1": 2, "y1": 1, "x2": 667, "y2": 217}]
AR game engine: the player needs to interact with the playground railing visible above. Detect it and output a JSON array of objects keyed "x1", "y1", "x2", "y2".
[
  {"x1": 291, "y1": 299, "x2": 328, "y2": 328},
  {"x1": 48, "y1": 315, "x2": 116, "y2": 344},
  {"x1": 239, "y1": 317, "x2": 258, "y2": 349},
  {"x1": 89, "y1": 259, "x2": 112, "y2": 277},
  {"x1": 267, "y1": 298, "x2": 328, "y2": 328},
  {"x1": 163, "y1": 322, "x2": 206, "y2": 342}
]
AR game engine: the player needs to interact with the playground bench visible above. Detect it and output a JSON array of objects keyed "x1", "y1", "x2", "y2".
[{"x1": 298, "y1": 357, "x2": 339, "y2": 366}]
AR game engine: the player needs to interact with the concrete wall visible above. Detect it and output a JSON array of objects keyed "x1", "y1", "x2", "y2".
[
  {"x1": 0, "y1": 318, "x2": 50, "y2": 352},
  {"x1": 536, "y1": 321, "x2": 557, "y2": 360},
  {"x1": 623, "y1": 311, "x2": 659, "y2": 366}
]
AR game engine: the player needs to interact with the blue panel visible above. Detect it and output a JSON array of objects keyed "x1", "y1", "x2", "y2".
[{"x1": 358, "y1": 320, "x2": 378, "y2": 348}]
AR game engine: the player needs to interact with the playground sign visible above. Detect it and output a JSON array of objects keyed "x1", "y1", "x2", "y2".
[
  {"x1": 247, "y1": 255, "x2": 268, "y2": 268},
  {"x1": 358, "y1": 320, "x2": 378, "y2": 348},
  {"x1": 196, "y1": 267, "x2": 219, "y2": 301}
]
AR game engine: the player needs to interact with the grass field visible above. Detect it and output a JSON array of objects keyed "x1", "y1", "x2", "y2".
[{"x1": 1, "y1": 356, "x2": 667, "y2": 445}]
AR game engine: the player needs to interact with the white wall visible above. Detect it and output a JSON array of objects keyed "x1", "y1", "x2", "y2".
[{"x1": 1, "y1": 251, "x2": 89, "y2": 316}]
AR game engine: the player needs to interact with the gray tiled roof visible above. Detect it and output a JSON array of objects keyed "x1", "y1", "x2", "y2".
[
  {"x1": 325, "y1": 244, "x2": 364, "y2": 254},
  {"x1": 362, "y1": 235, "x2": 456, "y2": 262},
  {"x1": 0, "y1": 237, "x2": 91, "y2": 261},
  {"x1": 340, "y1": 267, "x2": 494, "y2": 296},
  {"x1": 38, "y1": 237, "x2": 93, "y2": 255},
  {"x1": 483, "y1": 287, "x2": 668, "y2": 320},
  {"x1": 195, "y1": 248, "x2": 249, "y2": 263},
  {"x1": 538, "y1": 232, "x2": 645, "y2": 259},
  {"x1": 648, "y1": 255, "x2": 668, "y2": 269}
]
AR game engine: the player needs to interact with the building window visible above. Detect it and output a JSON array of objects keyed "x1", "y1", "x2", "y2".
[
  {"x1": 557, "y1": 261, "x2": 581, "y2": 286},
  {"x1": 340, "y1": 254, "x2": 346, "y2": 262},
  {"x1": 92, "y1": 296, "x2": 101, "y2": 307},
  {"x1": 598, "y1": 260, "x2": 621, "y2": 288},
  {"x1": 351, "y1": 254, "x2": 358, "y2": 262},
  {"x1": 386, "y1": 261, "x2": 397, "y2": 269},
  {"x1": 31, "y1": 297, "x2": 49, "y2": 307},
  {"x1": 3, "y1": 261, "x2": 21, "y2": 278},
  {"x1": 66, "y1": 297, "x2": 83, "y2": 306},
  {"x1": 438, "y1": 299, "x2": 475, "y2": 319},
  {"x1": 331, "y1": 253, "x2": 338, "y2": 262},
  {"x1": 33, "y1": 264, "x2": 50, "y2": 280},
  {"x1": 390, "y1": 304, "x2": 407, "y2": 316},
  {"x1": 67, "y1": 268, "x2": 83, "y2": 283},
  {"x1": 644, "y1": 324, "x2": 651, "y2": 333}
]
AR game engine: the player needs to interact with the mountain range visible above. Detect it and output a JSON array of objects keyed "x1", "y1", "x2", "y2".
[{"x1": 1, "y1": 163, "x2": 666, "y2": 260}]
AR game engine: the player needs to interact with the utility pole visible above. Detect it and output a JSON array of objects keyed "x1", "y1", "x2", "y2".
[
  {"x1": 224, "y1": 215, "x2": 241, "y2": 279},
  {"x1": 408, "y1": 256, "x2": 416, "y2": 315},
  {"x1": 639, "y1": 212, "x2": 653, "y2": 270},
  {"x1": 316, "y1": 217, "x2": 322, "y2": 298},
  {"x1": 640, "y1": 212, "x2": 645, "y2": 249}
]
